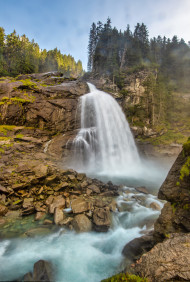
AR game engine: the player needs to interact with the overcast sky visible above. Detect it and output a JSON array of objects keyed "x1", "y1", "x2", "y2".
[{"x1": 0, "y1": 0, "x2": 190, "y2": 69}]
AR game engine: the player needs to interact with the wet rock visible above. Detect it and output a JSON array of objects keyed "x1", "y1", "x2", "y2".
[
  {"x1": 149, "y1": 202, "x2": 161, "y2": 211},
  {"x1": 0, "y1": 204, "x2": 8, "y2": 216},
  {"x1": 49, "y1": 196, "x2": 65, "y2": 214},
  {"x1": 24, "y1": 227, "x2": 52, "y2": 237},
  {"x1": 122, "y1": 232, "x2": 155, "y2": 264},
  {"x1": 135, "y1": 186, "x2": 149, "y2": 194},
  {"x1": 54, "y1": 207, "x2": 65, "y2": 225},
  {"x1": 35, "y1": 212, "x2": 46, "y2": 221},
  {"x1": 33, "y1": 260, "x2": 54, "y2": 282},
  {"x1": 0, "y1": 218, "x2": 6, "y2": 225},
  {"x1": 5, "y1": 210, "x2": 21, "y2": 218},
  {"x1": 71, "y1": 198, "x2": 91, "y2": 214},
  {"x1": 23, "y1": 272, "x2": 33, "y2": 281},
  {"x1": 72, "y1": 214, "x2": 92, "y2": 232},
  {"x1": 59, "y1": 217, "x2": 73, "y2": 226},
  {"x1": 43, "y1": 219, "x2": 53, "y2": 225},
  {"x1": 93, "y1": 207, "x2": 111, "y2": 232},
  {"x1": 132, "y1": 233, "x2": 190, "y2": 282}
]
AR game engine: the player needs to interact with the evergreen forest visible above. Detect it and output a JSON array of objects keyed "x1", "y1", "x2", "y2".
[
  {"x1": 87, "y1": 18, "x2": 190, "y2": 143},
  {"x1": 0, "y1": 27, "x2": 83, "y2": 77}
]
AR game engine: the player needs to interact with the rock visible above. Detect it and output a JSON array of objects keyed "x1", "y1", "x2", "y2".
[
  {"x1": 59, "y1": 217, "x2": 73, "y2": 226},
  {"x1": 24, "y1": 227, "x2": 52, "y2": 237},
  {"x1": 33, "y1": 260, "x2": 54, "y2": 282},
  {"x1": 23, "y1": 198, "x2": 34, "y2": 209},
  {"x1": 135, "y1": 186, "x2": 149, "y2": 194},
  {"x1": 132, "y1": 233, "x2": 190, "y2": 282},
  {"x1": 87, "y1": 184, "x2": 100, "y2": 194},
  {"x1": 149, "y1": 202, "x2": 161, "y2": 211},
  {"x1": 45, "y1": 195, "x2": 54, "y2": 206},
  {"x1": 43, "y1": 219, "x2": 53, "y2": 225},
  {"x1": 5, "y1": 210, "x2": 21, "y2": 218},
  {"x1": 23, "y1": 272, "x2": 33, "y2": 281},
  {"x1": 122, "y1": 232, "x2": 155, "y2": 264},
  {"x1": 71, "y1": 198, "x2": 91, "y2": 214},
  {"x1": 49, "y1": 196, "x2": 65, "y2": 214},
  {"x1": 44, "y1": 175, "x2": 58, "y2": 185},
  {"x1": 72, "y1": 214, "x2": 92, "y2": 232},
  {"x1": 35, "y1": 212, "x2": 46, "y2": 221},
  {"x1": 0, "y1": 204, "x2": 8, "y2": 216},
  {"x1": 0, "y1": 184, "x2": 8, "y2": 193},
  {"x1": 54, "y1": 182, "x2": 69, "y2": 192},
  {"x1": 54, "y1": 207, "x2": 66, "y2": 225},
  {"x1": 93, "y1": 207, "x2": 111, "y2": 232},
  {"x1": 0, "y1": 218, "x2": 6, "y2": 225}
]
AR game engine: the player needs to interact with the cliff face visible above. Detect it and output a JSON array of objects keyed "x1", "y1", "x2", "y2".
[
  {"x1": 129, "y1": 138, "x2": 190, "y2": 281},
  {"x1": 154, "y1": 138, "x2": 190, "y2": 241},
  {"x1": 0, "y1": 73, "x2": 88, "y2": 134}
]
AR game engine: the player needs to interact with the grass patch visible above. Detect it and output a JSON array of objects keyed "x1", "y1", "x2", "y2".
[{"x1": 101, "y1": 273, "x2": 148, "y2": 282}]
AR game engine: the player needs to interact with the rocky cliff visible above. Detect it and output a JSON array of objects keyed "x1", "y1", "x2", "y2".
[{"x1": 126, "y1": 138, "x2": 190, "y2": 281}]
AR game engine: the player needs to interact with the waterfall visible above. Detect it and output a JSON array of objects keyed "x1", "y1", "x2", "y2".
[{"x1": 71, "y1": 83, "x2": 142, "y2": 177}]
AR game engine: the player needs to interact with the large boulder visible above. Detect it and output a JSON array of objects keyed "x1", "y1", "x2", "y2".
[
  {"x1": 32, "y1": 260, "x2": 54, "y2": 282},
  {"x1": 132, "y1": 233, "x2": 190, "y2": 282},
  {"x1": 122, "y1": 232, "x2": 155, "y2": 264},
  {"x1": 72, "y1": 214, "x2": 92, "y2": 232},
  {"x1": 93, "y1": 207, "x2": 111, "y2": 232}
]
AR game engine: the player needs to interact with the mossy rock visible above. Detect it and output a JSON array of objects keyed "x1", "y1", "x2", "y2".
[{"x1": 101, "y1": 273, "x2": 147, "y2": 282}]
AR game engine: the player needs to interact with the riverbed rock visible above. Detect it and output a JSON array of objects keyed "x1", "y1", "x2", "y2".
[
  {"x1": 149, "y1": 202, "x2": 161, "y2": 211},
  {"x1": 0, "y1": 204, "x2": 8, "y2": 216},
  {"x1": 33, "y1": 260, "x2": 54, "y2": 282},
  {"x1": 72, "y1": 214, "x2": 92, "y2": 232},
  {"x1": 49, "y1": 196, "x2": 65, "y2": 214},
  {"x1": 93, "y1": 207, "x2": 111, "y2": 232},
  {"x1": 71, "y1": 198, "x2": 91, "y2": 214},
  {"x1": 132, "y1": 233, "x2": 190, "y2": 282},
  {"x1": 122, "y1": 232, "x2": 155, "y2": 265},
  {"x1": 54, "y1": 207, "x2": 65, "y2": 225}
]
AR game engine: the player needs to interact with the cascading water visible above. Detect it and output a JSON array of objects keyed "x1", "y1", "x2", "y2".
[{"x1": 72, "y1": 83, "x2": 142, "y2": 177}]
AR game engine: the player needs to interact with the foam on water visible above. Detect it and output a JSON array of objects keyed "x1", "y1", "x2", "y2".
[{"x1": 0, "y1": 188, "x2": 162, "y2": 282}]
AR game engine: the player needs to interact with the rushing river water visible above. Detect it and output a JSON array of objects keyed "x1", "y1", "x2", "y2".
[{"x1": 0, "y1": 84, "x2": 169, "y2": 281}]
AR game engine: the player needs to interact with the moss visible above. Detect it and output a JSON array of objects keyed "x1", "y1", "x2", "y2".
[
  {"x1": 183, "y1": 204, "x2": 189, "y2": 210},
  {"x1": 15, "y1": 134, "x2": 24, "y2": 139},
  {"x1": 183, "y1": 137, "x2": 190, "y2": 156},
  {"x1": 0, "y1": 148, "x2": 5, "y2": 154},
  {"x1": 101, "y1": 273, "x2": 147, "y2": 282},
  {"x1": 0, "y1": 125, "x2": 16, "y2": 136},
  {"x1": 171, "y1": 203, "x2": 177, "y2": 214},
  {"x1": 0, "y1": 136, "x2": 11, "y2": 141},
  {"x1": 17, "y1": 79, "x2": 38, "y2": 90},
  {"x1": 179, "y1": 156, "x2": 190, "y2": 181}
]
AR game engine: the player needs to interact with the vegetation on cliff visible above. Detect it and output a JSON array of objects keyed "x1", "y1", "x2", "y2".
[
  {"x1": 0, "y1": 27, "x2": 83, "y2": 77},
  {"x1": 87, "y1": 18, "x2": 190, "y2": 143}
]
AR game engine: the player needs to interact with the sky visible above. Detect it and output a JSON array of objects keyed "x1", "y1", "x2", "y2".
[{"x1": 0, "y1": 0, "x2": 190, "y2": 70}]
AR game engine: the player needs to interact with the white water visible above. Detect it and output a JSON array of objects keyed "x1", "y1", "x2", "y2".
[
  {"x1": 0, "y1": 188, "x2": 162, "y2": 282},
  {"x1": 71, "y1": 83, "x2": 168, "y2": 190},
  {"x1": 0, "y1": 83, "x2": 168, "y2": 281},
  {"x1": 72, "y1": 83, "x2": 141, "y2": 177}
]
